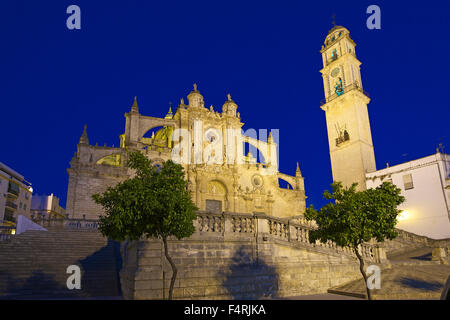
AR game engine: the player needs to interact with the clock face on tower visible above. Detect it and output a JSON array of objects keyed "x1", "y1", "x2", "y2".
[{"x1": 331, "y1": 67, "x2": 340, "y2": 78}]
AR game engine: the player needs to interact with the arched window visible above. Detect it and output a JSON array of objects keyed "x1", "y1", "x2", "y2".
[
  {"x1": 331, "y1": 49, "x2": 338, "y2": 61},
  {"x1": 243, "y1": 142, "x2": 266, "y2": 164}
]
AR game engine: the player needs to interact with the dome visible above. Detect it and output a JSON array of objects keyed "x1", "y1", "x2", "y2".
[
  {"x1": 222, "y1": 93, "x2": 238, "y2": 116},
  {"x1": 323, "y1": 25, "x2": 350, "y2": 48},
  {"x1": 327, "y1": 25, "x2": 346, "y2": 35},
  {"x1": 187, "y1": 83, "x2": 205, "y2": 108},
  {"x1": 164, "y1": 106, "x2": 173, "y2": 119},
  {"x1": 188, "y1": 83, "x2": 200, "y2": 95}
]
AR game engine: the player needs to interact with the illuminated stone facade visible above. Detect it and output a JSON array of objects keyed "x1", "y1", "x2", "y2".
[
  {"x1": 320, "y1": 25, "x2": 376, "y2": 191},
  {"x1": 320, "y1": 26, "x2": 450, "y2": 239},
  {"x1": 66, "y1": 87, "x2": 306, "y2": 220}
]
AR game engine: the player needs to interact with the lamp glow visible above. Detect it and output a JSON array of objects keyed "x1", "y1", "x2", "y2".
[{"x1": 398, "y1": 210, "x2": 408, "y2": 221}]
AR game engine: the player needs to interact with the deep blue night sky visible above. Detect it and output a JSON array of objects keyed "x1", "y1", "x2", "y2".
[{"x1": 1, "y1": 1, "x2": 449, "y2": 209}]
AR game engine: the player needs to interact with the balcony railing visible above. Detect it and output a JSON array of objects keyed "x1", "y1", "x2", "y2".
[
  {"x1": 0, "y1": 226, "x2": 15, "y2": 241},
  {"x1": 7, "y1": 184, "x2": 19, "y2": 197},
  {"x1": 324, "y1": 50, "x2": 356, "y2": 66},
  {"x1": 320, "y1": 82, "x2": 370, "y2": 106},
  {"x1": 3, "y1": 211, "x2": 16, "y2": 223},
  {"x1": 5, "y1": 201, "x2": 17, "y2": 210},
  {"x1": 336, "y1": 132, "x2": 350, "y2": 147}
]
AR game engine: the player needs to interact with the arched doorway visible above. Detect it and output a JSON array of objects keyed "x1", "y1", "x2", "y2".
[{"x1": 205, "y1": 180, "x2": 227, "y2": 213}]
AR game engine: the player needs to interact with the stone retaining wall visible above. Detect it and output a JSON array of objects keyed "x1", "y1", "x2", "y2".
[{"x1": 120, "y1": 212, "x2": 382, "y2": 299}]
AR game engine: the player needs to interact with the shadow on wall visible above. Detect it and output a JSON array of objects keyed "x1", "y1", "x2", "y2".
[
  {"x1": 78, "y1": 238, "x2": 122, "y2": 297},
  {"x1": 219, "y1": 246, "x2": 279, "y2": 299}
]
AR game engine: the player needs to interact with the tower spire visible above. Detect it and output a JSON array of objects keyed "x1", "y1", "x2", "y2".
[
  {"x1": 165, "y1": 102, "x2": 173, "y2": 119},
  {"x1": 296, "y1": 162, "x2": 302, "y2": 177},
  {"x1": 268, "y1": 131, "x2": 273, "y2": 144},
  {"x1": 79, "y1": 124, "x2": 89, "y2": 145},
  {"x1": 130, "y1": 96, "x2": 139, "y2": 113}
]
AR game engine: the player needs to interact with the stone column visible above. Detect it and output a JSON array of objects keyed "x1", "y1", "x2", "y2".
[
  {"x1": 223, "y1": 212, "x2": 234, "y2": 241},
  {"x1": 432, "y1": 248, "x2": 447, "y2": 264},
  {"x1": 254, "y1": 213, "x2": 269, "y2": 241},
  {"x1": 288, "y1": 222, "x2": 297, "y2": 242},
  {"x1": 375, "y1": 246, "x2": 388, "y2": 263}
]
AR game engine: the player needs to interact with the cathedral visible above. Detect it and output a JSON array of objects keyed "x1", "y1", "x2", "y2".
[
  {"x1": 66, "y1": 24, "x2": 449, "y2": 239},
  {"x1": 66, "y1": 85, "x2": 306, "y2": 220},
  {"x1": 65, "y1": 24, "x2": 372, "y2": 222}
]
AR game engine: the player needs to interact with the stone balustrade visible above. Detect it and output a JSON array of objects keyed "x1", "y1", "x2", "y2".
[
  {"x1": 194, "y1": 211, "x2": 381, "y2": 262},
  {"x1": 382, "y1": 228, "x2": 450, "y2": 257},
  {"x1": 25, "y1": 211, "x2": 383, "y2": 262},
  {"x1": 196, "y1": 212, "x2": 224, "y2": 233},
  {"x1": 30, "y1": 216, "x2": 99, "y2": 231}
]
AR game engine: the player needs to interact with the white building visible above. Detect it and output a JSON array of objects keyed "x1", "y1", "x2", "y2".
[
  {"x1": 0, "y1": 162, "x2": 33, "y2": 227},
  {"x1": 366, "y1": 151, "x2": 450, "y2": 239},
  {"x1": 31, "y1": 193, "x2": 66, "y2": 220}
]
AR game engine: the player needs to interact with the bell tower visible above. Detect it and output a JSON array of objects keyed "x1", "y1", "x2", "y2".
[{"x1": 320, "y1": 25, "x2": 376, "y2": 190}]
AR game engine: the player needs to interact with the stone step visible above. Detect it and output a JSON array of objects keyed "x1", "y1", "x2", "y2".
[
  {"x1": 9, "y1": 234, "x2": 105, "y2": 239},
  {"x1": 0, "y1": 229, "x2": 121, "y2": 298},
  {"x1": 0, "y1": 244, "x2": 110, "y2": 249},
  {"x1": 0, "y1": 274, "x2": 118, "y2": 282},
  {"x1": 0, "y1": 266, "x2": 118, "y2": 274},
  {"x1": 0, "y1": 271, "x2": 119, "y2": 277},
  {"x1": 5, "y1": 238, "x2": 107, "y2": 243},
  {"x1": 0, "y1": 243, "x2": 108, "y2": 248},
  {"x1": 6, "y1": 238, "x2": 107, "y2": 243},
  {"x1": 0, "y1": 265, "x2": 117, "y2": 272},
  {"x1": 0, "y1": 254, "x2": 113, "y2": 261}
]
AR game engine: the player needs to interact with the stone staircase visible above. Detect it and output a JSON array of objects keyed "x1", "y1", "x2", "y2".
[
  {"x1": 328, "y1": 246, "x2": 450, "y2": 299},
  {"x1": 0, "y1": 228, "x2": 122, "y2": 299}
]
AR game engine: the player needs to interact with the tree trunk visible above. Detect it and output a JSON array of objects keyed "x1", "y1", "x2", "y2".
[
  {"x1": 354, "y1": 246, "x2": 372, "y2": 300},
  {"x1": 162, "y1": 236, "x2": 177, "y2": 300}
]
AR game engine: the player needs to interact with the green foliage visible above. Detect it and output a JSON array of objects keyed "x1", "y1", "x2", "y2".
[
  {"x1": 92, "y1": 151, "x2": 198, "y2": 242},
  {"x1": 304, "y1": 181, "x2": 405, "y2": 248}
]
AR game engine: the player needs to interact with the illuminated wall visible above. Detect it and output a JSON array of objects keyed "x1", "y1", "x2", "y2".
[{"x1": 366, "y1": 151, "x2": 450, "y2": 239}]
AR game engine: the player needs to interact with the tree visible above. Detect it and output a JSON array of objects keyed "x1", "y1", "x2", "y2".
[
  {"x1": 92, "y1": 151, "x2": 198, "y2": 300},
  {"x1": 304, "y1": 181, "x2": 405, "y2": 300}
]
